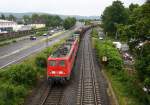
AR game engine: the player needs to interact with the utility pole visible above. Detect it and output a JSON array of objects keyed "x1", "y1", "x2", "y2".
[{"x1": 115, "y1": 31, "x2": 118, "y2": 40}]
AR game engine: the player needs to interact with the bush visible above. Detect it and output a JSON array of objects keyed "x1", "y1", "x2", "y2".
[
  {"x1": 95, "y1": 39, "x2": 123, "y2": 71},
  {"x1": 0, "y1": 83, "x2": 27, "y2": 105},
  {"x1": 35, "y1": 31, "x2": 46, "y2": 36},
  {"x1": 91, "y1": 29, "x2": 99, "y2": 38},
  {"x1": 35, "y1": 54, "x2": 47, "y2": 68},
  {"x1": 12, "y1": 40, "x2": 17, "y2": 43},
  {"x1": 135, "y1": 43, "x2": 150, "y2": 88},
  {"x1": 7, "y1": 64, "x2": 37, "y2": 86},
  {"x1": 63, "y1": 17, "x2": 76, "y2": 29}
]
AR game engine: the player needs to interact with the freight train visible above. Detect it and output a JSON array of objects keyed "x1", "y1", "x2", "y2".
[{"x1": 47, "y1": 26, "x2": 91, "y2": 84}]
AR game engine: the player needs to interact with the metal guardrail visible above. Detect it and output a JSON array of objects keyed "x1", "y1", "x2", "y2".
[{"x1": 0, "y1": 30, "x2": 35, "y2": 41}]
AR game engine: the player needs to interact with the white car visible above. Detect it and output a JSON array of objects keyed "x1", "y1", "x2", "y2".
[
  {"x1": 113, "y1": 42, "x2": 121, "y2": 50},
  {"x1": 50, "y1": 30, "x2": 54, "y2": 33},
  {"x1": 30, "y1": 36, "x2": 36, "y2": 40},
  {"x1": 99, "y1": 37, "x2": 103, "y2": 40},
  {"x1": 43, "y1": 33, "x2": 47, "y2": 36}
]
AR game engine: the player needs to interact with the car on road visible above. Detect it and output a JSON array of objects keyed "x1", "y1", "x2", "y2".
[
  {"x1": 43, "y1": 33, "x2": 48, "y2": 36},
  {"x1": 30, "y1": 35, "x2": 36, "y2": 40},
  {"x1": 50, "y1": 30, "x2": 55, "y2": 33},
  {"x1": 99, "y1": 37, "x2": 103, "y2": 40},
  {"x1": 113, "y1": 42, "x2": 121, "y2": 50}
]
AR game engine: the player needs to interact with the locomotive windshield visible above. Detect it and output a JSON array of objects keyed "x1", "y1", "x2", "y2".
[
  {"x1": 49, "y1": 60, "x2": 56, "y2": 66},
  {"x1": 49, "y1": 60, "x2": 66, "y2": 67},
  {"x1": 59, "y1": 60, "x2": 65, "y2": 67}
]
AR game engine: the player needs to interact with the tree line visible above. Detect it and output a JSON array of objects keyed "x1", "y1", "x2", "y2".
[
  {"x1": 101, "y1": 0, "x2": 150, "y2": 95},
  {"x1": 0, "y1": 14, "x2": 16, "y2": 21},
  {"x1": 0, "y1": 13, "x2": 76, "y2": 29},
  {"x1": 63, "y1": 17, "x2": 76, "y2": 29}
]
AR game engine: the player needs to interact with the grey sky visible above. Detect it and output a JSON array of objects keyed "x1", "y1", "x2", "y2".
[{"x1": 0, "y1": 0, "x2": 145, "y2": 16}]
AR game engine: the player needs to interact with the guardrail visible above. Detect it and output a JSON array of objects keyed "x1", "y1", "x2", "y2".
[
  {"x1": 0, "y1": 27, "x2": 49, "y2": 41},
  {"x1": 0, "y1": 30, "x2": 35, "y2": 41}
]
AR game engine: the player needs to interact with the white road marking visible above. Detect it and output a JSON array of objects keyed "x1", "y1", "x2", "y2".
[{"x1": 0, "y1": 46, "x2": 43, "y2": 70}]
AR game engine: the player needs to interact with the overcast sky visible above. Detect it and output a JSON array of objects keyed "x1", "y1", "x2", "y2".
[{"x1": 0, "y1": 0, "x2": 145, "y2": 16}]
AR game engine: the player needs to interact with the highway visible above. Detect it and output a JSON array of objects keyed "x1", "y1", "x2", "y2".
[
  {"x1": 0, "y1": 22, "x2": 83, "y2": 69},
  {"x1": 0, "y1": 31, "x2": 64, "y2": 59}
]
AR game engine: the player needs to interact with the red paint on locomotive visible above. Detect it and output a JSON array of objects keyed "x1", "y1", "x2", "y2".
[
  {"x1": 47, "y1": 37, "x2": 79, "y2": 80},
  {"x1": 47, "y1": 25, "x2": 92, "y2": 81}
]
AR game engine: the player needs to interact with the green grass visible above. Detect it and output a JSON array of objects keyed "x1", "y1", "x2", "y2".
[
  {"x1": 35, "y1": 31, "x2": 47, "y2": 36},
  {"x1": 0, "y1": 41, "x2": 11, "y2": 46},
  {"x1": 0, "y1": 39, "x2": 17, "y2": 46},
  {"x1": 12, "y1": 40, "x2": 17, "y2": 43}
]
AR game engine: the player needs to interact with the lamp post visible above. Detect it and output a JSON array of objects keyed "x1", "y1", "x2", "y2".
[
  {"x1": 46, "y1": 33, "x2": 49, "y2": 57},
  {"x1": 114, "y1": 22, "x2": 118, "y2": 40}
]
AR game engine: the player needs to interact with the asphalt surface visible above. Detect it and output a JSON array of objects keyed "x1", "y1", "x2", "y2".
[
  {"x1": 0, "y1": 22, "x2": 83, "y2": 69},
  {"x1": 0, "y1": 36, "x2": 45, "y2": 57},
  {"x1": 0, "y1": 30, "x2": 64, "y2": 57}
]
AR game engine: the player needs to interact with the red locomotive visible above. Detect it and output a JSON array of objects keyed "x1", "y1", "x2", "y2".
[
  {"x1": 47, "y1": 35, "x2": 79, "y2": 83},
  {"x1": 47, "y1": 26, "x2": 91, "y2": 83}
]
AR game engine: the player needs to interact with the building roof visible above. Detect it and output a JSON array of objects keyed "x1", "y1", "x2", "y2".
[{"x1": 0, "y1": 19, "x2": 15, "y2": 23}]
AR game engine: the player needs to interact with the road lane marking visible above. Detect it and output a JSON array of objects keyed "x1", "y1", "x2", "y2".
[{"x1": 0, "y1": 46, "x2": 44, "y2": 70}]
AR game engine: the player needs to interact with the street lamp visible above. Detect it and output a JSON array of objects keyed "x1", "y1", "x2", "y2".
[
  {"x1": 45, "y1": 33, "x2": 49, "y2": 57},
  {"x1": 114, "y1": 22, "x2": 118, "y2": 40}
]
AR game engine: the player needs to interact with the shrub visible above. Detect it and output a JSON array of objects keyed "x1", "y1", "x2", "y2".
[
  {"x1": 7, "y1": 64, "x2": 37, "y2": 86},
  {"x1": 12, "y1": 40, "x2": 17, "y2": 43},
  {"x1": 95, "y1": 39, "x2": 123, "y2": 71},
  {"x1": 43, "y1": 47, "x2": 53, "y2": 55},
  {"x1": 91, "y1": 29, "x2": 99, "y2": 38},
  {"x1": 35, "y1": 31, "x2": 46, "y2": 36},
  {"x1": 35, "y1": 54, "x2": 47, "y2": 68},
  {"x1": 0, "y1": 83, "x2": 27, "y2": 105}
]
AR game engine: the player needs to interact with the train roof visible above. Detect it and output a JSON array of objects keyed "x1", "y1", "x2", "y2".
[{"x1": 49, "y1": 37, "x2": 77, "y2": 58}]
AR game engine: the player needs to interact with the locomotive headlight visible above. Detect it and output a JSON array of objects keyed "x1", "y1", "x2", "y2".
[
  {"x1": 51, "y1": 71, "x2": 56, "y2": 74},
  {"x1": 58, "y1": 71, "x2": 64, "y2": 74}
]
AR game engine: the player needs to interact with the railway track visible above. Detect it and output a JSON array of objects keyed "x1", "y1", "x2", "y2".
[
  {"x1": 76, "y1": 31, "x2": 107, "y2": 105},
  {"x1": 40, "y1": 85, "x2": 64, "y2": 105}
]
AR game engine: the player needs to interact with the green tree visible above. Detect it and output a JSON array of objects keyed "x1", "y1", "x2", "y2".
[
  {"x1": 123, "y1": 1, "x2": 150, "y2": 93},
  {"x1": 135, "y1": 43, "x2": 150, "y2": 88},
  {"x1": 63, "y1": 17, "x2": 76, "y2": 29},
  {"x1": 146, "y1": 0, "x2": 150, "y2": 3},
  {"x1": 101, "y1": 0, "x2": 128, "y2": 36},
  {"x1": 91, "y1": 28, "x2": 98, "y2": 38},
  {"x1": 129, "y1": 3, "x2": 139, "y2": 12},
  {"x1": 23, "y1": 15, "x2": 31, "y2": 24},
  {"x1": 85, "y1": 20, "x2": 92, "y2": 25},
  {"x1": 0, "y1": 14, "x2": 6, "y2": 20},
  {"x1": 40, "y1": 14, "x2": 49, "y2": 24},
  {"x1": 31, "y1": 14, "x2": 40, "y2": 23},
  {"x1": 7, "y1": 14, "x2": 16, "y2": 21},
  {"x1": 50, "y1": 15, "x2": 62, "y2": 27},
  {"x1": 39, "y1": 15, "x2": 62, "y2": 27},
  {"x1": 126, "y1": 2, "x2": 150, "y2": 41}
]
